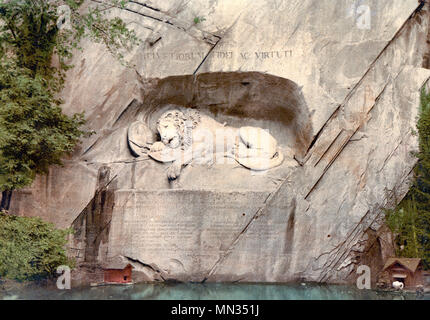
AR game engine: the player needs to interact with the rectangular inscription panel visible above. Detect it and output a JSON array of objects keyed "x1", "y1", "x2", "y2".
[{"x1": 108, "y1": 189, "x2": 270, "y2": 280}]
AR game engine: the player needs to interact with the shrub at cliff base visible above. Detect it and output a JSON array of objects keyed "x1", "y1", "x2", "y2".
[
  {"x1": 0, "y1": 211, "x2": 73, "y2": 281},
  {"x1": 386, "y1": 88, "x2": 430, "y2": 269}
]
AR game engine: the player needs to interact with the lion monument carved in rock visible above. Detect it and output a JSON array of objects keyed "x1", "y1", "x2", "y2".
[{"x1": 129, "y1": 109, "x2": 284, "y2": 180}]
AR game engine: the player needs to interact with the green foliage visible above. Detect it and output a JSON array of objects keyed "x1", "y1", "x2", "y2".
[
  {"x1": 54, "y1": 0, "x2": 140, "y2": 70},
  {"x1": 193, "y1": 16, "x2": 206, "y2": 24},
  {"x1": 0, "y1": 0, "x2": 57, "y2": 79},
  {"x1": 386, "y1": 198, "x2": 425, "y2": 259},
  {"x1": 0, "y1": 0, "x2": 139, "y2": 191},
  {"x1": 386, "y1": 87, "x2": 430, "y2": 269},
  {"x1": 0, "y1": 1, "x2": 139, "y2": 78},
  {"x1": 0, "y1": 60, "x2": 86, "y2": 190},
  {"x1": 0, "y1": 211, "x2": 73, "y2": 281}
]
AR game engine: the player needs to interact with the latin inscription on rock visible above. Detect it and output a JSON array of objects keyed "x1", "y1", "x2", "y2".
[
  {"x1": 143, "y1": 49, "x2": 293, "y2": 61},
  {"x1": 108, "y1": 190, "x2": 272, "y2": 274}
]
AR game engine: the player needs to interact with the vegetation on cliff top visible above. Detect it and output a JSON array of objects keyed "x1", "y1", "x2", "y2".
[
  {"x1": 386, "y1": 88, "x2": 430, "y2": 269},
  {"x1": 0, "y1": 211, "x2": 72, "y2": 281},
  {"x1": 0, "y1": 0, "x2": 138, "y2": 204}
]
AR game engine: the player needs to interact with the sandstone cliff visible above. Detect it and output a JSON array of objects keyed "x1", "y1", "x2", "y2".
[{"x1": 8, "y1": 0, "x2": 430, "y2": 285}]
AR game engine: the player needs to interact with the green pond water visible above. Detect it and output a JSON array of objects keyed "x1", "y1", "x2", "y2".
[{"x1": 1, "y1": 283, "x2": 429, "y2": 300}]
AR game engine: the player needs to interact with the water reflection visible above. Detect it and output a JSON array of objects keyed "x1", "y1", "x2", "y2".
[{"x1": 1, "y1": 282, "x2": 427, "y2": 300}]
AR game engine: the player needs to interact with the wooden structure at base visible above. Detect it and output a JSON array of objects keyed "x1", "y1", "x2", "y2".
[
  {"x1": 102, "y1": 255, "x2": 134, "y2": 284},
  {"x1": 382, "y1": 258, "x2": 423, "y2": 288},
  {"x1": 104, "y1": 264, "x2": 133, "y2": 284}
]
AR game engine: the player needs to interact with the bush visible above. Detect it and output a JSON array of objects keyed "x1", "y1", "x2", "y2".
[{"x1": 0, "y1": 211, "x2": 73, "y2": 281}]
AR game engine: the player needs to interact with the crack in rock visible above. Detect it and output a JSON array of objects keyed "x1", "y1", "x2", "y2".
[{"x1": 91, "y1": 0, "x2": 220, "y2": 45}]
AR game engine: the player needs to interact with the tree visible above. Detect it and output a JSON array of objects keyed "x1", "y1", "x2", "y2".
[
  {"x1": 0, "y1": 0, "x2": 138, "y2": 208},
  {"x1": 0, "y1": 60, "x2": 86, "y2": 191},
  {"x1": 386, "y1": 88, "x2": 430, "y2": 269}
]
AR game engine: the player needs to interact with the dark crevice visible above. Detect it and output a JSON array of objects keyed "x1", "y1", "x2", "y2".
[
  {"x1": 70, "y1": 167, "x2": 117, "y2": 265},
  {"x1": 112, "y1": 98, "x2": 141, "y2": 127},
  {"x1": 124, "y1": 256, "x2": 161, "y2": 273},
  {"x1": 81, "y1": 137, "x2": 101, "y2": 156},
  {"x1": 124, "y1": 256, "x2": 174, "y2": 282},
  {"x1": 129, "y1": 1, "x2": 161, "y2": 12},
  {"x1": 91, "y1": 0, "x2": 220, "y2": 45},
  {"x1": 284, "y1": 198, "x2": 296, "y2": 255},
  {"x1": 313, "y1": 129, "x2": 344, "y2": 168},
  {"x1": 91, "y1": 0, "x2": 164, "y2": 23},
  {"x1": 149, "y1": 36, "x2": 162, "y2": 46},
  {"x1": 0, "y1": 190, "x2": 12, "y2": 211},
  {"x1": 193, "y1": 37, "x2": 222, "y2": 75},
  {"x1": 304, "y1": 106, "x2": 341, "y2": 157},
  {"x1": 417, "y1": 0, "x2": 427, "y2": 15}
]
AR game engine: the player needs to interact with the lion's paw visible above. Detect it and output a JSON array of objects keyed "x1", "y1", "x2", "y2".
[
  {"x1": 151, "y1": 141, "x2": 165, "y2": 152},
  {"x1": 167, "y1": 163, "x2": 182, "y2": 180}
]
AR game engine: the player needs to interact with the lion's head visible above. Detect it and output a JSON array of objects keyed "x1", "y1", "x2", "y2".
[{"x1": 156, "y1": 109, "x2": 200, "y2": 149}]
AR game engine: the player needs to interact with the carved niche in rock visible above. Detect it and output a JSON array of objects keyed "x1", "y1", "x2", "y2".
[{"x1": 121, "y1": 72, "x2": 312, "y2": 185}]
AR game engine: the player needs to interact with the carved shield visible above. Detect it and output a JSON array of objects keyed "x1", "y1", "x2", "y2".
[{"x1": 127, "y1": 121, "x2": 152, "y2": 157}]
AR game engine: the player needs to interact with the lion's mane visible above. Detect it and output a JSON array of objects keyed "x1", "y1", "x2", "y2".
[{"x1": 156, "y1": 109, "x2": 201, "y2": 149}]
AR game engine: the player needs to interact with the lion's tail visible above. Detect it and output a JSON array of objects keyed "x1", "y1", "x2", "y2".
[{"x1": 235, "y1": 151, "x2": 284, "y2": 171}]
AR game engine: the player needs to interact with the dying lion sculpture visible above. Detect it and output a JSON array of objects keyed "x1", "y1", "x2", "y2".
[{"x1": 134, "y1": 109, "x2": 284, "y2": 180}]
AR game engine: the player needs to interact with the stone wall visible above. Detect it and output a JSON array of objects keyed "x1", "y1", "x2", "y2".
[{"x1": 7, "y1": 0, "x2": 430, "y2": 285}]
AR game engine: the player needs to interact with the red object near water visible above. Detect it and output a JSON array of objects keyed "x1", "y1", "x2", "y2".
[{"x1": 103, "y1": 264, "x2": 133, "y2": 284}]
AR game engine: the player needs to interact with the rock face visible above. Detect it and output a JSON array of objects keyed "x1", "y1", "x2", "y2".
[{"x1": 8, "y1": 0, "x2": 430, "y2": 285}]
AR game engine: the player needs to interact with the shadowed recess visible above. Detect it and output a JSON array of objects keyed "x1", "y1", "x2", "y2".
[{"x1": 116, "y1": 72, "x2": 313, "y2": 158}]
